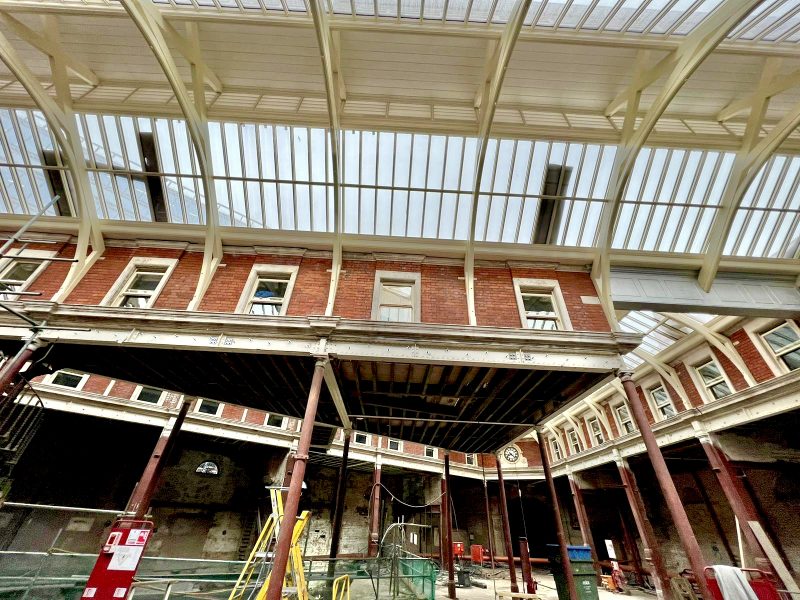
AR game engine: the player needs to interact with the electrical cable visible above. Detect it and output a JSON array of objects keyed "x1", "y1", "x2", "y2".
[{"x1": 371, "y1": 482, "x2": 444, "y2": 509}]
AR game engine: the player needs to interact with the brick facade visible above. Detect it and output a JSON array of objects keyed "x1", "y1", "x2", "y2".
[{"x1": 729, "y1": 328, "x2": 774, "y2": 383}]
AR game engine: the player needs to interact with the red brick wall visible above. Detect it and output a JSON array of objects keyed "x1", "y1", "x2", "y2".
[
  {"x1": 109, "y1": 380, "x2": 136, "y2": 400},
  {"x1": 245, "y1": 408, "x2": 267, "y2": 425},
  {"x1": 65, "y1": 247, "x2": 183, "y2": 305},
  {"x1": 221, "y1": 404, "x2": 245, "y2": 421},
  {"x1": 710, "y1": 347, "x2": 749, "y2": 391},
  {"x1": 635, "y1": 385, "x2": 656, "y2": 425},
  {"x1": 421, "y1": 264, "x2": 468, "y2": 325},
  {"x1": 153, "y1": 251, "x2": 201, "y2": 310},
  {"x1": 82, "y1": 375, "x2": 112, "y2": 395},
  {"x1": 674, "y1": 362, "x2": 705, "y2": 408},
  {"x1": 602, "y1": 403, "x2": 620, "y2": 438},
  {"x1": 518, "y1": 440, "x2": 542, "y2": 466},
  {"x1": 730, "y1": 328, "x2": 774, "y2": 383},
  {"x1": 286, "y1": 258, "x2": 329, "y2": 316},
  {"x1": 333, "y1": 260, "x2": 376, "y2": 319},
  {"x1": 473, "y1": 266, "x2": 609, "y2": 331},
  {"x1": 663, "y1": 379, "x2": 689, "y2": 412},
  {"x1": 18, "y1": 242, "x2": 73, "y2": 301}
]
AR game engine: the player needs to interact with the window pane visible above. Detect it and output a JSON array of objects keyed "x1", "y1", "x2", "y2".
[
  {"x1": 782, "y1": 349, "x2": 800, "y2": 371},
  {"x1": 711, "y1": 381, "x2": 732, "y2": 399},
  {"x1": 522, "y1": 293, "x2": 554, "y2": 314},
  {"x1": 267, "y1": 415, "x2": 283, "y2": 427},
  {"x1": 3, "y1": 261, "x2": 38, "y2": 281},
  {"x1": 380, "y1": 283, "x2": 413, "y2": 306},
  {"x1": 617, "y1": 405, "x2": 629, "y2": 420},
  {"x1": 697, "y1": 362, "x2": 722, "y2": 383},
  {"x1": 660, "y1": 403, "x2": 677, "y2": 417},
  {"x1": 652, "y1": 387, "x2": 669, "y2": 406},
  {"x1": 198, "y1": 400, "x2": 220, "y2": 415},
  {"x1": 136, "y1": 386, "x2": 162, "y2": 403},
  {"x1": 379, "y1": 305, "x2": 413, "y2": 322},
  {"x1": 52, "y1": 371, "x2": 82, "y2": 387},
  {"x1": 527, "y1": 318, "x2": 558, "y2": 330},
  {"x1": 250, "y1": 302, "x2": 282, "y2": 316},
  {"x1": 129, "y1": 273, "x2": 163, "y2": 291},
  {"x1": 254, "y1": 279, "x2": 288, "y2": 299},
  {"x1": 120, "y1": 295, "x2": 148, "y2": 308},
  {"x1": 764, "y1": 325, "x2": 799, "y2": 352}
]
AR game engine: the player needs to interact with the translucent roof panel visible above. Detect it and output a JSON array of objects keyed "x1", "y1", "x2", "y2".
[
  {"x1": 0, "y1": 108, "x2": 72, "y2": 217},
  {"x1": 612, "y1": 147, "x2": 735, "y2": 253},
  {"x1": 618, "y1": 310, "x2": 715, "y2": 369},
  {"x1": 724, "y1": 154, "x2": 800, "y2": 259}
]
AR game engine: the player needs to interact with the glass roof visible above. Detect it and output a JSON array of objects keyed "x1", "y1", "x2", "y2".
[
  {"x1": 619, "y1": 310, "x2": 715, "y2": 368},
  {"x1": 2, "y1": 107, "x2": 800, "y2": 262},
  {"x1": 141, "y1": 0, "x2": 800, "y2": 42}
]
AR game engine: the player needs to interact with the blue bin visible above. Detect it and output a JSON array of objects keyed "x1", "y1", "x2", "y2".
[{"x1": 567, "y1": 546, "x2": 592, "y2": 561}]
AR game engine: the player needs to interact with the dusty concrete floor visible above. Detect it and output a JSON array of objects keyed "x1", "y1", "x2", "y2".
[{"x1": 433, "y1": 568, "x2": 658, "y2": 600}]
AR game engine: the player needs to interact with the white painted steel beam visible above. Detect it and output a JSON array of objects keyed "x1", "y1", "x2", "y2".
[
  {"x1": 465, "y1": 0, "x2": 531, "y2": 326},
  {"x1": 121, "y1": 0, "x2": 222, "y2": 311},
  {"x1": 0, "y1": 12, "x2": 99, "y2": 86},
  {"x1": 323, "y1": 361, "x2": 352, "y2": 430},
  {"x1": 717, "y1": 63, "x2": 800, "y2": 122},
  {"x1": 0, "y1": 20, "x2": 105, "y2": 302},
  {"x1": 698, "y1": 61, "x2": 800, "y2": 291},
  {"x1": 307, "y1": 0, "x2": 343, "y2": 317},
  {"x1": 594, "y1": 0, "x2": 763, "y2": 310}
]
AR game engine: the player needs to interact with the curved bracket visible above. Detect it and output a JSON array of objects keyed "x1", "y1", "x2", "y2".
[
  {"x1": 632, "y1": 348, "x2": 692, "y2": 411},
  {"x1": 0, "y1": 23, "x2": 104, "y2": 302},
  {"x1": 465, "y1": 0, "x2": 532, "y2": 326},
  {"x1": 664, "y1": 312, "x2": 757, "y2": 387},
  {"x1": 121, "y1": 0, "x2": 222, "y2": 311}
]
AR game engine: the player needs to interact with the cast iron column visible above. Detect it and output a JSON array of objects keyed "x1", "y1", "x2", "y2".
[
  {"x1": 266, "y1": 359, "x2": 326, "y2": 600},
  {"x1": 327, "y1": 430, "x2": 351, "y2": 583},
  {"x1": 496, "y1": 456, "x2": 519, "y2": 592},
  {"x1": 618, "y1": 506, "x2": 646, "y2": 585},
  {"x1": 567, "y1": 472, "x2": 602, "y2": 583},
  {"x1": 0, "y1": 337, "x2": 44, "y2": 393},
  {"x1": 519, "y1": 537, "x2": 535, "y2": 593},
  {"x1": 698, "y1": 431, "x2": 773, "y2": 573},
  {"x1": 537, "y1": 428, "x2": 579, "y2": 600},
  {"x1": 619, "y1": 373, "x2": 711, "y2": 600},
  {"x1": 368, "y1": 457, "x2": 382, "y2": 557},
  {"x1": 482, "y1": 458, "x2": 496, "y2": 568},
  {"x1": 127, "y1": 400, "x2": 190, "y2": 519},
  {"x1": 444, "y1": 452, "x2": 456, "y2": 599},
  {"x1": 615, "y1": 451, "x2": 669, "y2": 599}
]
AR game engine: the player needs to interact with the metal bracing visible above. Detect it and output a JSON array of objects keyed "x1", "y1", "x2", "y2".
[
  {"x1": 698, "y1": 61, "x2": 800, "y2": 290},
  {"x1": 594, "y1": 0, "x2": 764, "y2": 313},
  {"x1": 544, "y1": 423, "x2": 566, "y2": 457},
  {"x1": 307, "y1": 0, "x2": 343, "y2": 317},
  {"x1": 121, "y1": 0, "x2": 222, "y2": 311},
  {"x1": 564, "y1": 413, "x2": 589, "y2": 451},
  {"x1": 664, "y1": 312, "x2": 757, "y2": 386},
  {"x1": 0, "y1": 18, "x2": 105, "y2": 302},
  {"x1": 465, "y1": 0, "x2": 531, "y2": 326},
  {"x1": 631, "y1": 348, "x2": 692, "y2": 410}
]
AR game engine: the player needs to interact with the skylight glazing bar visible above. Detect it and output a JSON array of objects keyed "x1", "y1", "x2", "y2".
[
  {"x1": 651, "y1": 149, "x2": 690, "y2": 252},
  {"x1": 749, "y1": 1, "x2": 800, "y2": 41},
  {"x1": 551, "y1": 0, "x2": 576, "y2": 29},
  {"x1": 742, "y1": 156, "x2": 789, "y2": 256},
  {"x1": 682, "y1": 151, "x2": 725, "y2": 254},
  {"x1": 728, "y1": 0, "x2": 788, "y2": 40},
  {"x1": 640, "y1": 0, "x2": 682, "y2": 34}
]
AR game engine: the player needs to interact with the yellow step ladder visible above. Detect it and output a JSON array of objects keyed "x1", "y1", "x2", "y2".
[{"x1": 229, "y1": 489, "x2": 311, "y2": 600}]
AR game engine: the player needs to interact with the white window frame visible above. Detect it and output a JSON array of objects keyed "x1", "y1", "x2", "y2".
[
  {"x1": 195, "y1": 398, "x2": 223, "y2": 417},
  {"x1": 648, "y1": 384, "x2": 677, "y2": 420},
  {"x1": 132, "y1": 385, "x2": 165, "y2": 406},
  {"x1": 613, "y1": 402, "x2": 636, "y2": 434},
  {"x1": 44, "y1": 369, "x2": 89, "y2": 391},
  {"x1": 235, "y1": 264, "x2": 299, "y2": 316},
  {"x1": 101, "y1": 257, "x2": 178, "y2": 309},
  {"x1": 692, "y1": 358, "x2": 734, "y2": 402},
  {"x1": 387, "y1": 438, "x2": 402, "y2": 452},
  {"x1": 758, "y1": 320, "x2": 800, "y2": 375},
  {"x1": 512, "y1": 278, "x2": 573, "y2": 331},
  {"x1": 566, "y1": 427, "x2": 582, "y2": 454},
  {"x1": 353, "y1": 432, "x2": 371, "y2": 446},
  {"x1": 586, "y1": 416, "x2": 605, "y2": 446},
  {"x1": 424, "y1": 446, "x2": 437, "y2": 459},
  {"x1": 549, "y1": 437, "x2": 563, "y2": 461},
  {"x1": 465, "y1": 453, "x2": 476, "y2": 466},
  {"x1": 0, "y1": 249, "x2": 55, "y2": 300},
  {"x1": 371, "y1": 270, "x2": 421, "y2": 323}
]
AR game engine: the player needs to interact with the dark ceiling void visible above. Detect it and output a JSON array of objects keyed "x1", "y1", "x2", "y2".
[{"x1": 19, "y1": 341, "x2": 612, "y2": 454}]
